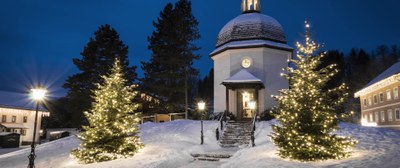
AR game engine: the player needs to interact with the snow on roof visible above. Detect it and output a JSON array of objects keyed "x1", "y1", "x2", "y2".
[
  {"x1": 0, "y1": 132, "x2": 19, "y2": 136},
  {"x1": 210, "y1": 39, "x2": 293, "y2": 56},
  {"x1": 223, "y1": 69, "x2": 263, "y2": 84},
  {"x1": 216, "y1": 13, "x2": 287, "y2": 47},
  {"x1": 355, "y1": 62, "x2": 400, "y2": 97},
  {"x1": 366, "y1": 62, "x2": 400, "y2": 87},
  {"x1": 0, "y1": 91, "x2": 46, "y2": 111},
  {"x1": 0, "y1": 123, "x2": 28, "y2": 129}
]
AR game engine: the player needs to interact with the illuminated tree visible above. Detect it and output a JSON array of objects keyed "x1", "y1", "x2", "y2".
[
  {"x1": 270, "y1": 21, "x2": 357, "y2": 161},
  {"x1": 71, "y1": 59, "x2": 143, "y2": 164}
]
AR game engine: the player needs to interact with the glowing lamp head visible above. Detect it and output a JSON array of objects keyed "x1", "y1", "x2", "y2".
[
  {"x1": 31, "y1": 88, "x2": 47, "y2": 101},
  {"x1": 248, "y1": 101, "x2": 256, "y2": 110},
  {"x1": 198, "y1": 101, "x2": 206, "y2": 111}
]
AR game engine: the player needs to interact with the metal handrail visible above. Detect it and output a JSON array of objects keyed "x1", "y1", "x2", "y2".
[
  {"x1": 215, "y1": 111, "x2": 227, "y2": 141},
  {"x1": 250, "y1": 114, "x2": 257, "y2": 147}
]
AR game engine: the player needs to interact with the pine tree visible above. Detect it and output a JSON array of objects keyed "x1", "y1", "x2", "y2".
[
  {"x1": 63, "y1": 24, "x2": 137, "y2": 127},
  {"x1": 270, "y1": 21, "x2": 357, "y2": 161},
  {"x1": 141, "y1": 0, "x2": 200, "y2": 114},
  {"x1": 71, "y1": 59, "x2": 143, "y2": 164}
]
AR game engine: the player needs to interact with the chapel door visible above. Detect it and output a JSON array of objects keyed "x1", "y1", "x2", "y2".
[{"x1": 237, "y1": 89, "x2": 256, "y2": 121}]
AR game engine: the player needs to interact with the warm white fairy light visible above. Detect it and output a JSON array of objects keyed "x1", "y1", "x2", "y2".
[
  {"x1": 270, "y1": 21, "x2": 358, "y2": 161},
  {"x1": 71, "y1": 59, "x2": 143, "y2": 164}
]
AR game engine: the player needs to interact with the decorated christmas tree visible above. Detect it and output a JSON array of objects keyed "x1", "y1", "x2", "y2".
[
  {"x1": 71, "y1": 59, "x2": 143, "y2": 164},
  {"x1": 270, "y1": 21, "x2": 357, "y2": 161}
]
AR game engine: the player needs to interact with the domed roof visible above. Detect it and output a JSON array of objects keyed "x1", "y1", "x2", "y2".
[{"x1": 216, "y1": 13, "x2": 287, "y2": 48}]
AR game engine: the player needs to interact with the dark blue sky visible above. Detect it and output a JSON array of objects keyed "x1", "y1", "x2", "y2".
[{"x1": 1, "y1": 0, "x2": 400, "y2": 97}]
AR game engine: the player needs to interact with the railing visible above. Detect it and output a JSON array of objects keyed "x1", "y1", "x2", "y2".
[
  {"x1": 250, "y1": 114, "x2": 257, "y2": 147},
  {"x1": 215, "y1": 111, "x2": 227, "y2": 141}
]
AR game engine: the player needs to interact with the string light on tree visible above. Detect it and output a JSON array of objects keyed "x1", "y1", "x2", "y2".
[
  {"x1": 270, "y1": 21, "x2": 358, "y2": 161},
  {"x1": 71, "y1": 58, "x2": 143, "y2": 164}
]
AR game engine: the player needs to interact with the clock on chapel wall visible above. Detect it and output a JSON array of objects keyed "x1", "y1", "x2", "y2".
[{"x1": 241, "y1": 57, "x2": 252, "y2": 68}]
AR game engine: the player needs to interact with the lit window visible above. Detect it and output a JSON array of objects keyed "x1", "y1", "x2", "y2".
[
  {"x1": 381, "y1": 111, "x2": 385, "y2": 122},
  {"x1": 1, "y1": 115, "x2": 6, "y2": 122},
  {"x1": 23, "y1": 116, "x2": 28, "y2": 123},
  {"x1": 379, "y1": 93, "x2": 384, "y2": 102},
  {"x1": 11, "y1": 116, "x2": 16, "y2": 123},
  {"x1": 396, "y1": 109, "x2": 400, "y2": 121},
  {"x1": 394, "y1": 87, "x2": 399, "y2": 99},
  {"x1": 368, "y1": 96, "x2": 372, "y2": 105},
  {"x1": 363, "y1": 99, "x2": 367, "y2": 107},
  {"x1": 387, "y1": 90, "x2": 392, "y2": 100},
  {"x1": 375, "y1": 112, "x2": 379, "y2": 122},
  {"x1": 388, "y1": 109, "x2": 393, "y2": 122},
  {"x1": 373, "y1": 95, "x2": 378, "y2": 104}
]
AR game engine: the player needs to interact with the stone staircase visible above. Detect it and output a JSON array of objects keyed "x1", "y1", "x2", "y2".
[
  {"x1": 190, "y1": 153, "x2": 232, "y2": 162},
  {"x1": 219, "y1": 121, "x2": 252, "y2": 148}
]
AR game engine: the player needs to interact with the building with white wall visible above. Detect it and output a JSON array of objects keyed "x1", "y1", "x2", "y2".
[
  {"x1": 211, "y1": 0, "x2": 293, "y2": 120},
  {"x1": 355, "y1": 62, "x2": 400, "y2": 127},
  {"x1": 0, "y1": 91, "x2": 49, "y2": 145}
]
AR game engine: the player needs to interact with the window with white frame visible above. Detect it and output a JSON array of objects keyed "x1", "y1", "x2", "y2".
[
  {"x1": 381, "y1": 111, "x2": 385, "y2": 122},
  {"x1": 394, "y1": 87, "x2": 399, "y2": 99},
  {"x1": 11, "y1": 116, "x2": 16, "y2": 123},
  {"x1": 388, "y1": 109, "x2": 393, "y2": 121},
  {"x1": 387, "y1": 90, "x2": 392, "y2": 100},
  {"x1": 375, "y1": 112, "x2": 379, "y2": 122},
  {"x1": 363, "y1": 98, "x2": 367, "y2": 107},
  {"x1": 379, "y1": 93, "x2": 384, "y2": 102},
  {"x1": 23, "y1": 116, "x2": 27, "y2": 123},
  {"x1": 373, "y1": 95, "x2": 378, "y2": 104},
  {"x1": 369, "y1": 113, "x2": 373, "y2": 122},
  {"x1": 368, "y1": 96, "x2": 372, "y2": 106},
  {"x1": 396, "y1": 109, "x2": 400, "y2": 121}
]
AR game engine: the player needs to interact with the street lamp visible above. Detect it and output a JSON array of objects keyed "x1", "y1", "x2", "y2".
[
  {"x1": 28, "y1": 88, "x2": 47, "y2": 168},
  {"x1": 198, "y1": 101, "x2": 206, "y2": 145}
]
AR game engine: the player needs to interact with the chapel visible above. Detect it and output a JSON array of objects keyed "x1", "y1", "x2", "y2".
[{"x1": 211, "y1": 0, "x2": 293, "y2": 120}]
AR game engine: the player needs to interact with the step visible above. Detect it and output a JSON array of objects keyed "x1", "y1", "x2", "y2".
[
  {"x1": 191, "y1": 153, "x2": 232, "y2": 162},
  {"x1": 220, "y1": 140, "x2": 250, "y2": 145},
  {"x1": 220, "y1": 143, "x2": 249, "y2": 148},
  {"x1": 191, "y1": 154, "x2": 232, "y2": 159}
]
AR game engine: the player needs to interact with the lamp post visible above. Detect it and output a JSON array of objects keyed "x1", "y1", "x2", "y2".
[
  {"x1": 28, "y1": 88, "x2": 46, "y2": 168},
  {"x1": 198, "y1": 101, "x2": 206, "y2": 145}
]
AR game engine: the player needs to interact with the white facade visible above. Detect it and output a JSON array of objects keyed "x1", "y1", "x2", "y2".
[
  {"x1": 212, "y1": 47, "x2": 291, "y2": 115},
  {"x1": 211, "y1": 0, "x2": 292, "y2": 119},
  {"x1": 0, "y1": 107, "x2": 49, "y2": 145}
]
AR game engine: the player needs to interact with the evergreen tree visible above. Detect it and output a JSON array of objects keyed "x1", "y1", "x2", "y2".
[
  {"x1": 319, "y1": 50, "x2": 345, "y2": 91},
  {"x1": 141, "y1": 0, "x2": 200, "y2": 114},
  {"x1": 63, "y1": 24, "x2": 137, "y2": 127},
  {"x1": 71, "y1": 59, "x2": 142, "y2": 164},
  {"x1": 198, "y1": 69, "x2": 214, "y2": 101},
  {"x1": 270, "y1": 21, "x2": 357, "y2": 161}
]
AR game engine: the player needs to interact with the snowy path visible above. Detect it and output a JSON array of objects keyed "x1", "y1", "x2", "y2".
[{"x1": 0, "y1": 120, "x2": 399, "y2": 168}]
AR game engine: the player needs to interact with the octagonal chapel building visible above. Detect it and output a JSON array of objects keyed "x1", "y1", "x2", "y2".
[{"x1": 211, "y1": 0, "x2": 293, "y2": 120}]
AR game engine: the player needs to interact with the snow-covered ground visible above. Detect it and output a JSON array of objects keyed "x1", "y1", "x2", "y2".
[{"x1": 0, "y1": 120, "x2": 399, "y2": 168}]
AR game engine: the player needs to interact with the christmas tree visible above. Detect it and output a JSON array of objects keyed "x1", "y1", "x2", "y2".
[
  {"x1": 270, "y1": 21, "x2": 357, "y2": 161},
  {"x1": 71, "y1": 59, "x2": 143, "y2": 164}
]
